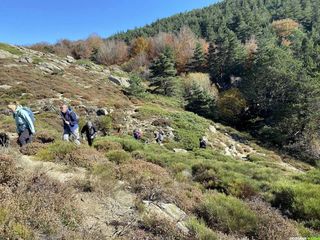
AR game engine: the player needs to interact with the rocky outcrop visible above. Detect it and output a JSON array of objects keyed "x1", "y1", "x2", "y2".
[
  {"x1": 109, "y1": 75, "x2": 130, "y2": 88},
  {"x1": 143, "y1": 201, "x2": 189, "y2": 234}
]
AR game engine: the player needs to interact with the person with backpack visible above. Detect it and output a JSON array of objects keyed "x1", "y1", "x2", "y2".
[
  {"x1": 199, "y1": 136, "x2": 207, "y2": 149},
  {"x1": 155, "y1": 130, "x2": 165, "y2": 145},
  {"x1": 133, "y1": 129, "x2": 142, "y2": 140},
  {"x1": 81, "y1": 121, "x2": 97, "y2": 146},
  {"x1": 7, "y1": 102, "x2": 35, "y2": 147},
  {"x1": 60, "y1": 104, "x2": 80, "y2": 145}
]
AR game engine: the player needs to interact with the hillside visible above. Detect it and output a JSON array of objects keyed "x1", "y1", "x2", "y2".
[
  {"x1": 0, "y1": 43, "x2": 320, "y2": 239},
  {"x1": 111, "y1": 0, "x2": 319, "y2": 42},
  {"x1": 29, "y1": 0, "x2": 320, "y2": 166}
]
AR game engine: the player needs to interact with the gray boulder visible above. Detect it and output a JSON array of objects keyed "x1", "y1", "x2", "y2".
[
  {"x1": 109, "y1": 75, "x2": 130, "y2": 88},
  {"x1": 143, "y1": 201, "x2": 189, "y2": 234}
]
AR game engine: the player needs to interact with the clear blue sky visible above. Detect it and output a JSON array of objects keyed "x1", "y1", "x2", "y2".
[{"x1": 0, "y1": 0, "x2": 217, "y2": 45}]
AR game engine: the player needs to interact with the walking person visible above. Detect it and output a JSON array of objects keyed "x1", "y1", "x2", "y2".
[
  {"x1": 155, "y1": 130, "x2": 165, "y2": 145},
  {"x1": 81, "y1": 121, "x2": 97, "y2": 146},
  {"x1": 60, "y1": 104, "x2": 80, "y2": 145},
  {"x1": 7, "y1": 102, "x2": 35, "y2": 147}
]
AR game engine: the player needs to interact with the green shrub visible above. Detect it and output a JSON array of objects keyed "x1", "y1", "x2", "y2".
[
  {"x1": 11, "y1": 223, "x2": 34, "y2": 239},
  {"x1": 272, "y1": 182, "x2": 320, "y2": 230},
  {"x1": 215, "y1": 88, "x2": 247, "y2": 125},
  {"x1": 106, "y1": 150, "x2": 131, "y2": 164},
  {"x1": 0, "y1": 43, "x2": 22, "y2": 55},
  {"x1": 187, "y1": 217, "x2": 219, "y2": 240},
  {"x1": 107, "y1": 136, "x2": 145, "y2": 152},
  {"x1": 97, "y1": 116, "x2": 112, "y2": 135},
  {"x1": 126, "y1": 74, "x2": 146, "y2": 98},
  {"x1": 36, "y1": 141, "x2": 101, "y2": 167},
  {"x1": 94, "y1": 138, "x2": 123, "y2": 152},
  {"x1": 197, "y1": 193, "x2": 258, "y2": 236},
  {"x1": 192, "y1": 163, "x2": 228, "y2": 193}
]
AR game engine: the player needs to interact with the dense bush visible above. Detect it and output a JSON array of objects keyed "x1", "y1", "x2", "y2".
[
  {"x1": 0, "y1": 154, "x2": 18, "y2": 186},
  {"x1": 106, "y1": 150, "x2": 131, "y2": 164},
  {"x1": 249, "y1": 199, "x2": 300, "y2": 240},
  {"x1": 0, "y1": 172, "x2": 82, "y2": 238},
  {"x1": 272, "y1": 182, "x2": 320, "y2": 230},
  {"x1": 187, "y1": 217, "x2": 219, "y2": 240},
  {"x1": 36, "y1": 141, "x2": 102, "y2": 168},
  {"x1": 93, "y1": 138, "x2": 123, "y2": 153},
  {"x1": 196, "y1": 193, "x2": 258, "y2": 236},
  {"x1": 120, "y1": 160, "x2": 174, "y2": 201},
  {"x1": 140, "y1": 214, "x2": 187, "y2": 240}
]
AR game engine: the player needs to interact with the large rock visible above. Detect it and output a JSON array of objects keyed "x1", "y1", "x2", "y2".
[
  {"x1": 143, "y1": 201, "x2": 189, "y2": 234},
  {"x1": 173, "y1": 148, "x2": 188, "y2": 153},
  {"x1": 19, "y1": 56, "x2": 33, "y2": 64},
  {"x1": 109, "y1": 75, "x2": 130, "y2": 88},
  {"x1": 96, "y1": 108, "x2": 109, "y2": 116},
  {"x1": 66, "y1": 55, "x2": 75, "y2": 63},
  {"x1": 37, "y1": 62, "x2": 63, "y2": 74},
  {"x1": 0, "y1": 85, "x2": 12, "y2": 90}
]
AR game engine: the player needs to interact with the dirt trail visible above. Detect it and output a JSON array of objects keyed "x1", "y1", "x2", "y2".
[{"x1": 17, "y1": 155, "x2": 87, "y2": 183}]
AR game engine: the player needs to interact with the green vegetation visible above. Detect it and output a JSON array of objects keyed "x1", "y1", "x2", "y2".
[
  {"x1": 0, "y1": 42, "x2": 22, "y2": 55},
  {"x1": 197, "y1": 193, "x2": 258, "y2": 236}
]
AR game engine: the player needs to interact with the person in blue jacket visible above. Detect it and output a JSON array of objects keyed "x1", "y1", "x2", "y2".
[
  {"x1": 60, "y1": 104, "x2": 80, "y2": 145},
  {"x1": 7, "y1": 102, "x2": 36, "y2": 147}
]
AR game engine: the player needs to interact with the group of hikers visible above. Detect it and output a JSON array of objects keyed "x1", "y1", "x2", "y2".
[
  {"x1": 2, "y1": 102, "x2": 208, "y2": 150},
  {"x1": 4, "y1": 102, "x2": 97, "y2": 148}
]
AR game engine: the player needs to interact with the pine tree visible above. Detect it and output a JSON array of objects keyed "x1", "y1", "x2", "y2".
[
  {"x1": 149, "y1": 47, "x2": 179, "y2": 96},
  {"x1": 185, "y1": 84, "x2": 214, "y2": 118},
  {"x1": 126, "y1": 74, "x2": 146, "y2": 97},
  {"x1": 208, "y1": 29, "x2": 245, "y2": 89},
  {"x1": 187, "y1": 42, "x2": 207, "y2": 73}
]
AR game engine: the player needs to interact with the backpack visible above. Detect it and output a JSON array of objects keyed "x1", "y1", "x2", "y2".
[
  {"x1": 22, "y1": 107, "x2": 35, "y2": 123},
  {"x1": 68, "y1": 108, "x2": 79, "y2": 122}
]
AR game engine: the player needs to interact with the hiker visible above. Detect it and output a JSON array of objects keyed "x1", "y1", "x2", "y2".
[
  {"x1": 81, "y1": 121, "x2": 97, "y2": 146},
  {"x1": 0, "y1": 132, "x2": 10, "y2": 147},
  {"x1": 155, "y1": 130, "x2": 165, "y2": 145},
  {"x1": 7, "y1": 102, "x2": 35, "y2": 147},
  {"x1": 199, "y1": 136, "x2": 207, "y2": 149},
  {"x1": 133, "y1": 129, "x2": 142, "y2": 140},
  {"x1": 60, "y1": 104, "x2": 80, "y2": 145}
]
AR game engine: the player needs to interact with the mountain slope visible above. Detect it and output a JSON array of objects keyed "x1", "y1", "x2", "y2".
[{"x1": 0, "y1": 44, "x2": 319, "y2": 239}]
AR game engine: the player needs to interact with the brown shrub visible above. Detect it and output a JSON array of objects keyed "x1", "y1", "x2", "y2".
[
  {"x1": 20, "y1": 142, "x2": 47, "y2": 156},
  {"x1": 140, "y1": 214, "x2": 187, "y2": 240},
  {"x1": 0, "y1": 172, "x2": 82, "y2": 238},
  {"x1": 71, "y1": 40, "x2": 92, "y2": 60},
  {"x1": 120, "y1": 160, "x2": 174, "y2": 201},
  {"x1": 94, "y1": 139, "x2": 123, "y2": 153},
  {"x1": 249, "y1": 199, "x2": 300, "y2": 240},
  {"x1": 151, "y1": 118, "x2": 172, "y2": 127},
  {"x1": 95, "y1": 39, "x2": 129, "y2": 66},
  {"x1": 0, "y1": 154, "x2": 18, "y2": 185}
]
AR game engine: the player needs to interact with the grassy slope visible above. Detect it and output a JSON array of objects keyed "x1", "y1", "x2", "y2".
[{"x1": 0, "y1": 44, "x2": 319, "y2": 239}]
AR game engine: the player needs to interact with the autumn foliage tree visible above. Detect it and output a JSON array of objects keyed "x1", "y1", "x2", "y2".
[
  {"x1": 130, "y1": 37, "x2": 150, "y2": 57},
  {"x1": 95, "y1": 40, "x2": 129, "y2": 66},
  {"x1": 272, "y1": 19, "x2": 300, "y2": 38},
  {"x1": 173, "y1": 26, "x2": 197, "y2": 72}
]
